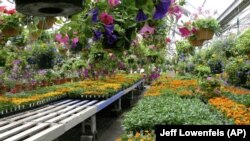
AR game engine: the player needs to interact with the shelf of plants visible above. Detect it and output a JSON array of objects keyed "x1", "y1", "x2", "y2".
[
  {"x1": 0, "y1": 77, "x2": 144, "y2": 141},
  {"x1": 0, "y1": 74, "x2": 143, "y2": 116}
]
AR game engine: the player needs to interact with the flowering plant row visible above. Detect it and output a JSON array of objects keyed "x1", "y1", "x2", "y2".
[
  {"x1": 141, "y1": 75, "x2": 250, "y2": 125},
  {"x1": 0, "y1": 73, "x2": 142, "y2": 115},
  {"x1": 123, "y1": 92, "x2": 232, "y2": 132},
  {"x1": 209, "y1": 97, "x2": 250, "y2": 125},
  {"x1": 116, "y1": 131, "x2": 155, "y2": 141}
]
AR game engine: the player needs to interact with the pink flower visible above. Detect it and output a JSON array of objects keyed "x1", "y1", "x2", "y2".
[
  {"x1": 169, "y1": 5, "x2": 182, "y2": 20},
  {"x1": 139, "y1": 23, "x2": 155, "y2": 37},
  {"x1": 166, "y1": 37, "x2": 171, "y2": 43},
  {"x1": 55, "y1": 34, "x2": 69, "y2": 44},
  {"x1": 178, "y1": 27, "x2": 191, "y2": 37},
  {"x1": 108, "y1": 0, "x2": 121, "y2": 8},
  {"x1": 72, "y1": 37, "x2": 79, "y2": 44},
  {"x1": 207, "y1": 77, "x2": 212, "y2": 80},
  {"x1": 100, "y1": 12, "x2": 114, "y2": 25},
  {"x1": 0, "y1": 6, "x2": 6, "y2": 12}
]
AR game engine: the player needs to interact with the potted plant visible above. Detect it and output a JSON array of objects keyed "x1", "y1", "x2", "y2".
[
  {"x1": 179, "y1": 22, "x2": 204, "y2": 47},
  {"x1": 208, "y1": 56, "x2": 223, "y2": 74},
  {"x1": 193, "y1": 17, "x2": 220, "y2": 40},
  {"x1": 225, "y1": 57, "x2": 250, "y2": 86},
  {"x1": 0, "y1": 69, "x2": 7, "y2": 95},
  {"x1": 0, "y1": 9, "x2": 23, "y2": 37},
  {"x1": 36, "y1": 17, "x2": 56, "y2": 30},
  {"x1": 51, "y1": 71, "x2": 61, "y2": 85},
  {"x1": 188, "y1": 35, "x2": 204, "y2": 47},
  {"x1": 31, "y1": 42, "x2": 56, "y2": 69},
  {"x1": 3, "y1": 77, "x2": 16, "y2": 93},
  {"x1": 35, "y1": 70, "x2": 48, "y2": 87}
]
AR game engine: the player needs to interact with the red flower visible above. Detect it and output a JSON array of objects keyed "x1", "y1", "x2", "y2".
[
  {"x1": 5, "y1": 9, "x2": 16, "y2": 14},
  {"x1": 100, "y1": 12, "x2": 114, "y2": 25},
  {"x1": 166, "y1": 37, "x2": 171, "y2": 43},
  {"x1": 178, "y1": 27, "x2": 191, "y2": 37},
  {"x1": 191, "y1": 27, "x2": 197, "y2": 34},
  {"x1": 0, "y1": 6, "x2": 6, "y2": 12},
  {"x1": 10, "y1": 88, "x2": 17, "y2": 94}
]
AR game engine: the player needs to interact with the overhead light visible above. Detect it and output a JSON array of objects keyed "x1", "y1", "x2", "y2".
[{"x1": 15, "y1": 0, "x2": 84, "y2": 16}]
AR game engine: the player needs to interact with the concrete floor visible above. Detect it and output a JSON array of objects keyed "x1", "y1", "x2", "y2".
[
  {"x1": 97, "y1": 114, "x2": 124, "y2": 141},
  {"x1": 97, "y1": 88, "x2": 147, "y2": 141}
]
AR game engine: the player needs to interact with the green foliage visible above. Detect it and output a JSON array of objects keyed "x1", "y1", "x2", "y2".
[
  {"x1": 123, "y1": 93, "x2": 233, "y2": 131},
  {"x1": 223, "y1": 92, "x2": 250, "y2": 107},
  {"x1": 31, "y1": 42, "x2": 56, "y2": 69},
  {"x1": 235, "y1": 28, "x2": 250, "y2": 55},
  {"x1": 194, "y1": 65, "x2": 211, "y2": 77},
  {"x1": 225, "y1": 56, "x2": 250, "y2": 85},
  {"x1": 176, "y1": 40, "x2": 194, "y2": 55},
  {"x1": 0, "y1": 13, "x2": 23, "y2": 29},
  {"x1": 0, "y1": 49, "x2": 8, "y2": 66},
  {"x1": 198, "y1": 77, "x2": 222, "y2": 101},
  {"x1": 194, "y1": 18, "x2": 220, "y2": 32},
  {"x1": 175, "y1": 61, "x2": 187, "y2": 75}
]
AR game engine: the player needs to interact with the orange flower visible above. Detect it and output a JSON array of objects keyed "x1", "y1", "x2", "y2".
[
  {"x1": 209, "y1": 97, "x2": 250, "y2": 125},
  {"x1": 222, "y1": 86, "x2": 250, "y2": 95}
]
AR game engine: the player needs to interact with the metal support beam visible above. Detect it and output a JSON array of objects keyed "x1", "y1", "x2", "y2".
[
  {"x1": 113, "y1": 98, "x2": 122, "y2": 112},
  {"x1": 81, "y1": 115, "x2": 97, "y2": 141},
  {"x1": 218, "y1": 0, "x2": 250, "y2": 31}
]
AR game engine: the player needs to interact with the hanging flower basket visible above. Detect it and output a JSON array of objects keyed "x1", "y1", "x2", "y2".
[
  {"x1": 195, "y1": 28, "x2": 214, "y2": 40},
  {"x1": 37, "y1": 17, "x2": 56, "y2": 30},
  {"x1": 188, "y1": 38, "x2": 204, "y2": 47},
  {"x1": 2, "y1": 27, "x2": 21, "y2": 37},
  {"x1": 15, "y1": 0, "x2": 84, "y2": 16}
]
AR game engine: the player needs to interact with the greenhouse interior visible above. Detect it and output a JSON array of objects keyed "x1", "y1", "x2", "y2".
[{"x1": 0, "y1": 0, "x2": 250, "y2": 141}]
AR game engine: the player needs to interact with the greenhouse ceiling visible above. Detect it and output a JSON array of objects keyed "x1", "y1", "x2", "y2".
[{"x1": 183, "y1": 0, "x2": 250, "y2": 33}]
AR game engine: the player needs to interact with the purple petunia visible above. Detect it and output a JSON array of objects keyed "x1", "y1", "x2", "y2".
[
  {"x1": 91, "y1": 8, "x2": 99, "y2": 23},
  {"x1": 93, "y1": 29, "x2": 102, "y2": 41},
  {"x1": 84, "y1": 68, "x2": 88, "y2": 78},
  {"x1": 153, "y1": 0, "x2": 171, "y2": 20},
  {"x1": 105, "y1": 24, "x2": 115, "y2": 34},
  {"x1": 13, "y1": 59, "x2": 21, "y2": 65},
  {"x1": 107, "y1": 33, "x2": 117, "y2": 45},
  {"x1": 136, "y1": 9, "x2": 148, "y2": 22},
  {"x1": 104, "y1": 24, "x2": 117, "y2": 44}
]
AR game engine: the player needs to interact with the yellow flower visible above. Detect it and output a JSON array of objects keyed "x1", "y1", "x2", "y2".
[{"x1": 135, "y1": 132, "x2": 140, "y2": 138}]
